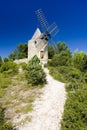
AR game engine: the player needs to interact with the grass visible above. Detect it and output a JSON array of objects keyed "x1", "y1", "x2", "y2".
[
  {"x1": 22, "y1": 104, "x2": 33, "y2": 114},
  {"x1": 0, "y1": 74, "x2": 11, "y2": 89},
  {"x1": 0, "y1": 64, "x2": 43, "y2": 127},
  {"x1": 48, "y1": 66, "x2": 66, "y2": 82},
  {"x1": 0, "y1": 88, "x2": 5, "y2": 98}
]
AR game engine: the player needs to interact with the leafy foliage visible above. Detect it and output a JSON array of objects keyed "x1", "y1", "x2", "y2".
[
  {"x1": 57, "y1": 42, "x2": 69, "y2": 53},
  {"x1": 72, "y1": 51, "x2": 87, "y2": 71},
  {"x1": 26, "y1": 55, "x2": 46, "y2": 85},
  {"x1": 0, "y1": 75, "x2": 11, "y2": 89},
  {"x1": 61, "y1": 88, "x2": 87, "y2": 130},
  {"x1": 0, "y1": 61, "x2": 18, "y2": 75},
  {"x1": 19, "y1": 62, "x2": 27, "y2": 70},
  {"x1": 48, "y1": 42, "x2": 87, "y2": 129},
  {"x1": 0, "y1": 104, "x2": 13, "y2": 130},
  {"x1": 9, "y1": 43, "x2": 28, "y2": 60},
  {"x1": 48, "y1": 45, "x2": 55, "y2": 59},
  {"x1": 4, "y1": 57, "x2": 9, "y2": 62},
  {"x1": 48, "y1": 50, "x2": 71, "y2": 66},
  {"x1": 0, "y1": 56, "x2": 3, "y2": 67}
]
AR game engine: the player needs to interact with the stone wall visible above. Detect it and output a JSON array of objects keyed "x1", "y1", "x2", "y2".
[{"x1": 14, "y1": 58, "x2": 28, "y2": 64}]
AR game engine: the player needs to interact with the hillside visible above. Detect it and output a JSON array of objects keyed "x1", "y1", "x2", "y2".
[
  {"x1": 0, "y1": 42, "x2": 87, "y2": 130},
  {"x1": 17, "y1": 68, "x2": 66, "y2": 130}
]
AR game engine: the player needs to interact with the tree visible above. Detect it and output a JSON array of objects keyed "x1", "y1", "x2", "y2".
[
  {"x1": 4, "y1": 57, "x2": 9, "y2": 62},
  {"x1": 48, "y1": 45, "x2": 55, "y2": 59},
  {"x1": 72, "y1": 51, "x2": 86, "y2": 71},
  {"x1": 0, "y1": 56, "x2": 3, "y2": 67},
  {"x1": 83, "y1": 54, "x2": 87, "y2": 71},
  {"x1": 9, "y1": 52, "x2": 16, "y2": 60},
  {"x1": 49, "y1": 50, "x2": 72, "y2": 66},
  {"x1": 16, "y1": 43, "x2": 28, "y2": 59},
  {"x1": 57, "y1": 42, "x2": 69, "y2": 53},
  {"x1": 9, "y1": 43, "x2": 28, "y2": 60},
  {"x1": 26, "y1": 55, "x2": 46, "y2": 85}
]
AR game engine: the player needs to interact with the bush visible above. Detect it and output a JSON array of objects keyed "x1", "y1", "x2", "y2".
[
  {"x1": 26, "y1": 55, "x2": 46, "y2": 85},
  {"x1": 0, "y1": 61, "x2": 18, "y2": 75},
  {"x1": 4, "y1": 57, "x2": 9, "y2": 62},
  {"x1": 61, "y1": 89, "x2": 87, "y2": 130},
  {"x1": 57, "y1": 66, "x2": 82, "y2": 82},
  {"x1": 66, "y1": 81, "x2": 79, "y2": 91},
  {"x1": 0, "y1": 75, "x2": 11, "y2": 88},
  {"x1": 48, "y1": 66, "x2": 65, "y2": 82},
  {"x1": 72, "y1": 51, "x2": 86, "y2": 71},
  {"x1": 48, "y1": 44, "x2": 87, "y2": 130},
  {"x1": 19, "y1": 62, "x2": 27, "y2": 70},
  {"x1": 48, "y1": 45, "x2": 55, "y2": 59},
  {"x1": 49, "y1": 50, "x2": 71, "y2": 66},
  {"x1": 0, "y1": 56, "x2": 3, "y2": 67},
  {"x1": 0, "y1": 104, "x2": 13, "y2": 130},
  {"x1": 84, "y1": 72, "x2": 87, "y2": 82}
]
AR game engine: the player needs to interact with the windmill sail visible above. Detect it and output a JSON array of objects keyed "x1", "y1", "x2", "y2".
[
  {"x1": 35, "y1": 9, "x2": 58, "y2": 51},
  {"x1": 35, "y1": 9, "x2": 49, "y2": 32}
]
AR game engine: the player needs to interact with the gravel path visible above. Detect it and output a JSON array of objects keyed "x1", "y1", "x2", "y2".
[{"x1": 18, "y1": 68, "x2": 66, "y2": 130}]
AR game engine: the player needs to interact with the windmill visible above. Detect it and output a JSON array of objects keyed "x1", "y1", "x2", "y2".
[
  {"x1": 35, "y1": 9, "x2": 59, "y2": 50},
  {"x1": 28, "y1": 9, "x2": 58, "y2": 64}
]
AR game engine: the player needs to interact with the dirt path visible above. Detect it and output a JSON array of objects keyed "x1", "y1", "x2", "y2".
[{"x1": 17, "y1": 68, "x2": 66, "y2": 130}]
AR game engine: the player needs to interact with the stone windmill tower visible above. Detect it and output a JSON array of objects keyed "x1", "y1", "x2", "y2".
[{"x1": 28, "y1": 9, "x2": 58, "y2": 64}]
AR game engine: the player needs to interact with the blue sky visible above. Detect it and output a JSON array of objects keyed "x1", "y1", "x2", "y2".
[{"x1": 0, "y1": 0, "x2": 87, "y2": 58}]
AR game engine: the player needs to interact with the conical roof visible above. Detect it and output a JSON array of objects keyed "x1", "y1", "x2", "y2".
[{"x1": 32, "y1": 28, "x2": 41, "y2": 39}]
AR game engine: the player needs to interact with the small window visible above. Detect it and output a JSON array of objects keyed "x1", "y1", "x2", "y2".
[{"x1": 35, "y1": 41, "x2": 37, "y2": 44}]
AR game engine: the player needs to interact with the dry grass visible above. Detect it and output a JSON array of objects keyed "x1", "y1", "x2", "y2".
[{"x1": 1, "y1": 69, "x2": 43, "y2": 126}]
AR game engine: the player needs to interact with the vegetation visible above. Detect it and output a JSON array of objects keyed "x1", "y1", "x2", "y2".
[
  {"x1": 0, "y1": 54, "x2": 46, "y2": 128},
  {"x1": 0, "y1": 58, "x2": 20, "y2": 129},
  {"x1": 4, "y1": 57, "x2": 9, "y2": 62},
  {"x1": 48, "y1": 45, "x2": 55, "y2": 59},
  {"x1": 0, "y1": 56, "x2": 3, "y2": 67},
  {"x1": 9, "y1": 43, "x2": 28, "y2": 60},
  {"x1": 0, "y1": 41, "x2": 87, "y2": 129},
  {"x1": 57, "y1": 42, "x2": 69, "y2": 53},
  {"x1": 0, "y1": 58, "x2": 19, "y2": 129},
  {"x1": 72, "y1": 51, "x2": 87, "y2": 71},
  {"x1": 48, "y1": 42, "x2": 87, "y2": 130},
  {"x1": 0, "y1": 104, "x2": 13, "y2": 130},
  {"x1": 26, "y1": 55, "x2": 46, "y2": 85},
  {"x1": 19, "y1": 62, "x2": 27, "y2": 70},
  {"x1": 0, "y1": 61, "x2": 18, "y2": 76}
]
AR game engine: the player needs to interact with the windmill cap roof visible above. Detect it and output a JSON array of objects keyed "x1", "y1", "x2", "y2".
[{"x1": 32, "y1": 28, "x2": 41, "y2": 39}]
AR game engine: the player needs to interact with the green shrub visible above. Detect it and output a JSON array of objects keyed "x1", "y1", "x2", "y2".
[
  {"x1": 48, "y1": 64, "x2": 87, "y2": 129},
  {"x1": 84, "y1": 72, "x2": 87, "y2": 82},
  {"x1": 61, "y1": 89, "x2": 87, "y2": 130},
  {"x1": 26, "y1": 55, "x2": 46, "y2": 85},
  {"x1": 57, "y1": 66, "x2": 82, "y2": 82},
  {"x1": 49, "y1": 50, "x2": 71, "y2": 66},
  {"x1": 67, "y1": 69, "x2": 82, "y2": 81},
  {"x1": 2, "y1": 122, "x2": 13, "y2": 130},
  {"x1": 0, "y1": 76, "x2": 11, "y2": 88},
  {"x1": 48, "y1": 45, "x2": 55, "y2": 59},
  {"x1": 19, "y1": 62, "x2": 27, "y2": 70},
  {"x1": 0, "y1": 104, "x2": 13, "y2": 130},
  {"x1": 4, "y1": 57, "x2": 9, "y2": 62},
  {"x1": 72, "y1": 51, "x2": 86, "y2": 71},
  {"x1": 48, "y1": 66, "x2": 65, "y2": 82},
  {"x1": 0, "y1": 56, "x2": 3, "y2": 67},
  {"x1": 0, "y1": 61, "x2": 18, "y2": 75},
  {"x1": 66, "y1": 81, "x2": 79, "y2": 91}
]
